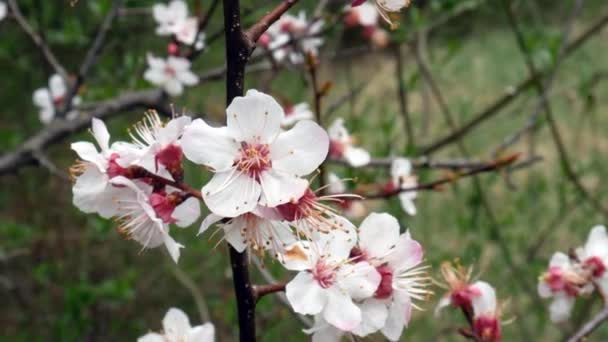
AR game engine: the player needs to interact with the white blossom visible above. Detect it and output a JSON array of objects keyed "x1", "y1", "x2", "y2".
[
  {"x1": 33, "y1": 74, "x2": 80, "y2": 124},
  {"x1": 0, "y1": 2, "x2": 7, "y2": 21},
  {"x1": 282, "y1": 102, "x2": 314, "y2": 127},
  {"x1": 576, "y1": 225, "x2": 608, "y2": 297},
  {"x1": 144, "y1": 54, "x2": 199, "y2": 96},
  {"x1": 390, "y1": 157, "x2": 417, "y2": 216},
  {"x1": 181, "y1": 89, "x2": 329, "y2": 218},
  {"x1": 153, "y1": 0, "x2": 188, "y2": 36},
  {"x1": 138, "y1": 307, "x2": 214, "y2": 342},
  {"x1": 328, "y1": 118, "x2": 370, "y2": 167},
  {"x1": 267, "y1": 11, "x2": 325, "y2": 65}
]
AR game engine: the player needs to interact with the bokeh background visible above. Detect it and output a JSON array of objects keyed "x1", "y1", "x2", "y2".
[{"x1": 1, "y1": 0, "x2": 608, "y2": 340}]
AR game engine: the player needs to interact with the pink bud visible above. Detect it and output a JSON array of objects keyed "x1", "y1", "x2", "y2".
[
  {"x1": 167, "y1": 42, "x2": 179, "y2": 56},
  {"x1": 258, "y1": 33, "x2": 271, "y2": 48},
  {"x1": 473, "y1": 315, "x2": 501, "y2": 342},
  {"x1": 149, "y1": 192, "x2": 177, "y2": 224}
]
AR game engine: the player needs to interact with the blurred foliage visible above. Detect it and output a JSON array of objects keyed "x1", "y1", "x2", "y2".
[{"x1": 1, "y1": 0, "x2": 608, "y2": 341}]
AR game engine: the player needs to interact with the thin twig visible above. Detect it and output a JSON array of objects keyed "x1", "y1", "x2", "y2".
[
  {"x1": 171, "y1": 265, "x2": 211, "y2": 323},
  {"x1": 567, "y1": 306, "x2": 608, "y2": 342}
]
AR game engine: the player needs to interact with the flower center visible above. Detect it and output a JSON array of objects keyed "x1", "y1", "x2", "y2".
[
  {"x1": 155, "y1": 144, "x2": 183, "y2": 175},
  {"x1": 149, "y1": 192, "x2": 177, "y2": 224},
  {"x1": 164, "y1": 65, "x2": 177, "y2": 77},
  {"x1": 107, "y1": 153, "x2": 128, "y2": 178},
  {"x1": 450, "y1": 285, "x2": 481, "y2": 309},
  {"x1": 374, "y1": 264, "x2": 394, "y2": 299},
  {"x1": 312, "y1": 261, "x2": 336, "y2": 288},
  {"x1": 543, "y1": 266, "x2": 582, "y2": 296},
  {"x1": 473, "y1": 315, "x2": 501, "y2": 342},
  {"x1": 276, "y1": 188, "x2": 317, "y2": 221},
  {"x1": 235, "y1": 142, "x2": 272, "y2": 180},
  {"x1": 53, "y1": 95, "x2": 65, "y2": 107},
  {"x1": 584, "y1": 256, "x2": 606, "y2": 278},
  {"x1": 349, "y1": 246, "x2": 368, "y2": 261}
]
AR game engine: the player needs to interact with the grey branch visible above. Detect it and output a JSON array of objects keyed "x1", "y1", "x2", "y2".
[{"x1": 567, "y1": 306, "x2": 608, "y2": 342}]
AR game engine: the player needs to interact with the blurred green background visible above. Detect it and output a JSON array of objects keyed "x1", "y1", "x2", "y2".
[{"x1": 1, "y1": 0, "x2": 608, "y2": 340}]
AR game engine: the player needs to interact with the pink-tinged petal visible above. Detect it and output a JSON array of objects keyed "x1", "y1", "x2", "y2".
[
  {"x1": 470, "y1": 281, "x2": 497, "y2": 318},
  {"x1": 323, "y1": 287, "x2": 361, "y2": 331},
  {"x1": 137, "y1": 332, "x2": 164, "y2": 342},
  {"x1": 352, "y1": 299, "x2": 388, "y2": 337},
  {"x1": 33, "y1": 88, "x2": 52, "y2": 108},
  {"x1": 202, "y1": 170, "x2": 261, "y2": 218},
  {"x1": 181, "y1": 119, "x2": 239, "y2": 172},
  {"x1": 385, "y1": 231, "x2": 423, "y2": 271},
  {"x1": 71, "y1": 142, "x2": 105, "y2": 170},
  {"x1": 358, "y1": 212, "x2": 400, "y2": 259},
  {"x1": 584, "y1": 225, "x2": 608, "y2": 259},
  {"x1": 172, "y1": 197, "x2": 200, "y2": 227},
  {"x1": 270, "y1": 120, "x2": 329, "y2": 176},
  {"x1": 286, "y1": 272, "x2": 327, "y2": 315},
  {"x1": 198, "y1": 213, "x2": 224, "y2": 235},
  {"x1": 398, "y1": 194, "x2": 417, "y2": 216},
  {"x1": 223, "y1": 216, "x2": 248, "y2": 252},
  {"x1": 49, "y1": 74, "x2": 66, "y2": 98},
  {"x1": 226, "y1": 89, "x2": 283, "y2": 144},
  {"x1": 381, "y1": 290, "x2": 411, "y2": 341},
  {"x1": 337, "y1": 261, "x2": 381, "y2": 300},
  {"x1": 187, "y1": 323, "x2": 215, "y2": 342},
  {"x1": 343, "y1": 146, "x2": 370, "y2": 167},
  {"x1": 162, "y1": 308, "x2": 191, "y2": 338},
  {"x1": 91, "y1": 118, "x2": 110, "y2": 152},
  {"x1": 549, "y1": 294, "x2": 574, "y2": 323},
  {"x1": 163, "y1": 232, "x2": 184, "y2": 263},
  {"x1": 259, "y1": 169, "x2": 308, "y2": 207}
]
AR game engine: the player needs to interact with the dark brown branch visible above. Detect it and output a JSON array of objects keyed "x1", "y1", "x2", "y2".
[
  {"x1": 7, "y1": 0, "x2": 69, "y2": 80},
  {"x1": 253, "y1": 282, "x2": 286, "y2": 302},
  {"x1": 244, "y1": 0, "x2": 298, "y2": 45},
  {"x1": 0, "y1": 90, "x2": 166, "y2": 176},
  {"x1": 360, "y1": 153, "x2": 520, "y2": 199},
  {"x1": 567, "y1": 306, "x2": 608, "y2": 342},
  {"x1": 419, "y1": 12, "x2": 608, "y2": 155},
  {"x1": 393, "y1": 43, "x2": 414, "y2": 148}
]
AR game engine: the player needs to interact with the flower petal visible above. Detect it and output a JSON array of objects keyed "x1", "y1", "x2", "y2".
[
  {"x1": 199, "y1": 213, "x2": 224, "y2": 235},
  {"x1": 584, "y1": 225, "x2": 608, "y2": 259},
  {"x1": 49, "y1": 74, "x2": 66, "y2": 98},
  {"x1": 344, "y1": 146, "x2": 370, "y2": 167},
  {"x1": 223, "y1": 217, "x2": 248, "y2": 252},
  {"x1": 286, "y1": 272, "x2": 326, "y2": 315},
  {"x1": 337, "y1": 261, "x2": 381, "y2": 300},
  {"x1": 163, "y1": 232, "x2": 184, "y2": 263},
  {"x1": 323, "y1": 287, "x2": 361, "y2": 331},
  {"x1": 137, "y1": 333, "x2": 164, "y2": 342},
  {"x1": 181, "y1": 118, "x2": 239, "y2": 172},
  {"x1": 172, "y1": 197, "x2": 200, "y2": 227},
  {"x1": 470, "y1": 281, "x2": 497, "y2": 318},
  {"x1": 226, "y1": 89, "x2": 283, "y2": 144},
  {"x1": 33, "y1": 88, "x2": 52, "y2": 108},
  {"x1": 270, "y1": 120, "x2": 329, "y2": 176},
  {"x1": 358, "y1": 212, "x2": 400, "y2": 260},
  {"x1": 259, "y1": 169, "x2": 309, "y2": 207},
  {"x1": 381, "y1": 290, "x2": 411, "y2": 341},
  {"x1": 163, "y1": 308, "x2": 191, "y2": 338},
  {"x1": 352, "y1": 299, "x2": 388, "y2": 337},
  {"x1": 71, "y1": 142, "x2": 105, "y2": 170},
  {"x1": 187, "y1": 323, "x2": 215, "y2": 342},
  {"x1": 91, "y1": 118, "x2": 110, "y2": 152},
  {"x1": 385, "y1": 231, "x2": 423, "y2": 271},
  {"x1": 202, "y1": 170, "x2": 261, "y2": 217},
  {"x1": 549, "y1": 294, "x2": 574, "y2": 323}
]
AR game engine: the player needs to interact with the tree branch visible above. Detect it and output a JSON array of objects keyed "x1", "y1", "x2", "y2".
[{"x1": 567, "y1": 306, "x2": 608, "y2": 342}]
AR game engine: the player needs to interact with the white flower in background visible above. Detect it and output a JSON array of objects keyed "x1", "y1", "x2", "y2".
[
  {"x1": 0, "y1": 2, "x2": 7, "y2": 21},
  {"x1": 153, "y1": 0, "x2": 188, "y2": 36},
  {"x1": 538, "y1": 252, "x2": 590, "y2": 323},
  {"x1": 344, "y1": 2, "x2": 378, "y2": 28},
  {"x1": 199, "y1": 211, "x2": 296, "y2": 256},
  {"x1": 138, "y1": 307, "x2": 215, "y2": 342},
  {"x1": 33, "y1": 74, "x2": 81, "y2": 124},
  {"x1": 144, "y1": 54, "x2": 199, "y2": 96},
  {"x1": 434, "y1": 261, "x2": 479, "y2": 316},
  {"x1": 352, "y1": 213, "x2": 429, "y2": 340},
  {"x1": 122, "y1": 111, "x2": 191, "y2": 178},
  {"x1": 282, "y1": 223, "x2": 381, "y2": 331},
  {"x1": 470, "y1": 282, "x2": 501, "y2": 342},
  {"x1": 282, "y1": 102, "x2": 314, "y2": 127},
  {"x1": 268, "y1": 11, "x2": 325, "y2": 65},
  {"x1": 389, "y1": 157, "x2": 417, "y2": 216},
  {"x1": 327, "y1": 172, "x2": 367, "y2": 220},
  {"x1": 328, "y1": 118, "x2": 370, "y2": 167},
  {"x1": 110, "y1": 176, "x2": 200, "y2": 263},
  {"x1": 181, "y1": 89, "x2": 329, "y2": 218},
  {"x1": 351, "y1": 0, "x2": 412, "y2": 27},
  {"x1": 71, "y1": 118, "x2": 140, "y2": 218},
  {"x1": 576, "y1": 225, "x2": 608, "y2": 296}
]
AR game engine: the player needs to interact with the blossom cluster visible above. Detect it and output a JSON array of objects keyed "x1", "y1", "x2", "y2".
[
  {"x1": 71, "y1": 89, "x2": 428, "y2": 340},
  {"x1": 538, "y1": 225, "x2": 608, "y2": 323},
  {"x1": 138, "y1": 307, "x2": 214, "y2": 342}
]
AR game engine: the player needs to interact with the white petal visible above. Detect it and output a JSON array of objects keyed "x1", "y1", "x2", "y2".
[
  {"x1": 39, "y1": 108, "x2": 55, "y2": 124},
  {"x1": 164, "y1": 232, "x2": 184, "y2": 263},
  {"x1": 177, "y1": 70, "x2": 199, "y2": 85},
  {"x1": 71, "y1": 142, "x2": 105, "y2": 170},
  {"x1": 270, "y1": 120, "x2": 329, "y2": 176},
  {"x1": 434, "y1": 296, "x2": 452, "y2": 317},
  {"x1": 337, "y1": 261, "x2": 381, "y2": 300},
  {"x1": 199, "y1": 213, "x2": 224, "y2": 235},
  {"x1": 226, "y1": 89, "x2": 284, "y2": 144},
  {"x1": 202, "y1": 170, "x2": 261, "y2": 218},
  {"x1": 168, "y1": 56, "x2": 192, "y2": 71},
  {"x1": 549, "y1": 252, "x2": 571, "y2": 268},
  {"x1": 538, "y1": 282, "x2": 553, "y2": 299},
  {"x1": 223, "y1": 217, "x2": 248, "y2": 252},
  {"x1": 165, "y1": 79, "x2": 184, "y2": 96},
  {"x1": 584, "y1": 225, "x2": 608, "y2": 259},
  {"x1": 172, "y1": 197, "x2": 200, "y2": 227},
  {"x1": 49, "y1": 74, "x2": 66, "y2": 98},
  {"x1": 91, "y1": 118, "x2": 110, "y2": 152},
  {"x1": 344, "y1": 146, "x2": 370, "y2": 167},
  {"x1": 286, "y1": 272, "x2": 326, "y2": 315},
  {"x1": 380, "y1": 0, "x2": 409, "y2": 11},
  {"x1": 315, "y1": 218, "x2": 357, "y2": 263},
  {"x1": 382, "y1": 291, "x2": 411, "y2": 341},
  {"x1": 181, "y1": 119, "x2": 239, "y2": 171},
  {"x1": 0, "y1": 2, "x2": 7, "y2": 21},
  {"x1": 187, "y1": 323, "x2": 215, "y2": 342},
  {"x1": 144, "y1": 68, "x2": 167, "y2": 86},
  {"x1": 259, "y1": 169, "x2": 309, "y2": 207},
  {"x1": 323, "y1": 287, "x2": 361, "y2": 331},
  {"x1": 33, "y1": 88, "x2": 52, "y2": 108},
  {"x1": 595, "y1": 275, "x2": 608, "y2": 299},
  {"x1": 352, "y1": 299, "x2": 388, "y2": 337},
  {"x1": 391, "y1": 157, "x2": 412, "y2": 179},
  {"x1": 385, "y1": 231, "x2": 423, "y2": 271},
  {"x1": 163, "y1": 308, "x2": 191, "y2": 338},
  {"x1": 358, "y1": 212, "x2": 400, "y2": 259},
  {"x1": 398, "y1": 195, "x2": 417, "y2": 216},
  {"x1": 137, "y1": 333, "x2": 164, "y2": 342},
  {"x1": 549, "y1": 295, "x2": 574, "y2": 323},
  {"x1": 470, "y1": 281, "x2": 497, "y2": 318},
  {"x1": 72, "y1": 166, "x2": 109, "y2": 214}
]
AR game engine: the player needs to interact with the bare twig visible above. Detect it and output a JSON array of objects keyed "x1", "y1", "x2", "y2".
[
  {"x1": 7, "y1": 0, "x2": 69, "y2": 80},
  {"x1": 393, "y1": 43, "x2": 414, "y2": 148},
  {"x1": 171, "y1": 266, "x2": 211, "y2": 323},
  {"x1": 244, "y1": 0, "x2": 298, "y2": 45},
  {"x1": 567, "y1": 306, "x2": 608, "y2": 342}
]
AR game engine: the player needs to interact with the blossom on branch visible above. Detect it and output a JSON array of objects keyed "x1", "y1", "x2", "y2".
[
  {"x1": 264, "y1": 11, "x2": 325, "y2": 65},
  {"x1": 343, "y1": 3, "x2": 389, "y2": 48},
  {"x1": 470, "y1": 282, "x2": 502, "y2": 342},
  {"x1": 327, "y1": 172, "x2": 367, "y2": 220},
  {"x1": 138, "y1": 307, "x2": 215, "y2": 342},
  {"x1": 33, "y1": 74, "x2": 80, "y2": 124},
  {"x1": 328, "y1": 118, "x2": 370, "y2": 167},
  {"x1": 152, "y1": 0, "x2": 203, "y2": 46},
  {"x1": 281, "y1": 102, "x2": 314, "y2": 127},
  {"x1": 181, "y1": 89, "x2": 329, "y2": 218},
  {"x1": 576, "y1": 225, "x2": 608, "y2": 297},
  {"x1": 351, "y1": 0, "x2": 412, "y2": 28},
  {"x1": 144, "y1": 54, "x2": 199, "y2": 96},
  {"x1": 387, "y1": 157, "x2": 417, "y2": 215}
]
